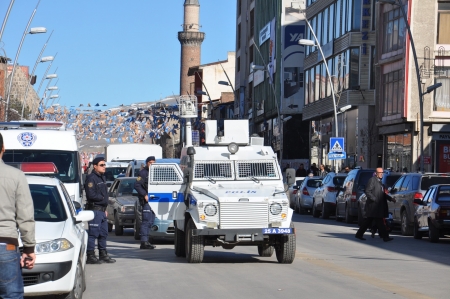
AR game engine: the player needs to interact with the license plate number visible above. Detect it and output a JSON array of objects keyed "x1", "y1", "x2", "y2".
[{"x1": 262, "y1": 228, "x2": 292, "y2": 234}]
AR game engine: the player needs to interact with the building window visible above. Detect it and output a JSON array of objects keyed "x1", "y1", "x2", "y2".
[
  {"x1": 315, "y1": 64, "x2": 321, "y2": 102},
  {"x1": 237, "y1": 23, "x2": 241, "y2": 49},
  {"x1": 382, "y1": 69, "x2": 404, "y2": 117},
  {"x1": 385, "y1": 133, "x2": 412, "y2": 172},
  {"x1": 237, "y1": 56, "x2": 240, "y2": 72},
  {"x1": 310, "y1": 67, "x2": 315, "y2": 103},
  {"x1": 238, "y1": 0, "x2": 241, "y2": 16},
  {"x1": 335, "y1": 0, "x2": 342, "y2": 39},
  {"x1": 434, "y1": 67, "x2": 450, "y2": 111},
  {"x1": 382, "y1": 7, "x2": 406, "y2": 53},
  {"x1": 370, "y1": 46, "x2": 376, "y2": 89},
  {"x1": 250, "y1": 9, "x2": 255, "y2": 37},
  {"x1": 249, "y1": 44, "x2": 254, "y2": 65},
  {"x1": 438, "y1": 3, "x2": 450, "y2": 44},
  {"x1": 305, "y1": 69, "x2": 310, "y2": 106},
  {"x1": 328, "y1": 4, "x2": 335, "y2": 43},
  {"x1": 352, "y1": 0, "x2": 361, "y2": 31},
  {"x1": 349, "y1": 47, "x2": 360, "y2": 89}
]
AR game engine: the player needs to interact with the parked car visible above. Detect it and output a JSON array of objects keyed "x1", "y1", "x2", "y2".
[
  {"x1": 294, "y1": 176, "x2": 322, "y2": 214},
  {"x1": 357, "y1": 170, "x2": 402, "y2": 226},
  {"x1": 414, "y1": 184, "x2": 450, "y2": 242},
  {"x1": 388, "y1": 173, "x2": 450, "y2": 235},
  {"x1": 336, "y1": 168, "x2": 377, "y2": 223},
  {"x1": 14, "y1": 162, "x2": 94, "y2": 298},
  {"x1": 288, "y1": 177, "x2": 305, "y2": 209},
  {"x1": 312, "y1": 172, "x2": 347, "y2": 219},
  {"x1": 106, "y1": 177, "x2": 138, "y2": 236}
]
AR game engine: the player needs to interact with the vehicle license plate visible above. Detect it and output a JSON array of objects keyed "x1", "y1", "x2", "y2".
[{"x1": 262, "y1": 228, "x2": 292, "y2": 234}]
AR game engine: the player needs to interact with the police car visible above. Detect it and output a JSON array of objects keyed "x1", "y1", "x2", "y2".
[{"x1": 13, "y1": 162, "x2": 94, "y2": 298}]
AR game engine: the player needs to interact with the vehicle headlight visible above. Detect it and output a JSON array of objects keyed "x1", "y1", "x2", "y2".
[
  {"x1": 270, "y1": 203, "x2": 282, "y2": 215},
  {"x1": 204, "y1": 204, "x2": 217, "y2": 216},
  {"x1": 121, "y1": 205, "x2": 134, "y2": 212},
  {"x1": 35, "y1": 238, "x2": 73, "y2": 254}
]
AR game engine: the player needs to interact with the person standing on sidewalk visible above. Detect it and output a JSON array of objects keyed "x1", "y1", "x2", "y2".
[
  {"x1": 355, "y1": 167, "x2": 396, "y2": 242},
  {"x1": 85, "y1": 157, "x2": 116, "y2": 264},
  {"x1": 134, "y1": 156, "x2": 156, "y2": 250},
  {"x1": 0, "y1": 132, "x2": 36, "y2": 298}
]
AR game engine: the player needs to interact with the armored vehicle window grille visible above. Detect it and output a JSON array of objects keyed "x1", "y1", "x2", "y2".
[
  {"x1": 194, "y1": 161, "x2": 234, "y2": 180},
  {"x1": 150, "y1": 165, "x2": 183, "y2": 184},
  {"x1": 235, "y1": 160, "x2": 279, "y2": 180}
]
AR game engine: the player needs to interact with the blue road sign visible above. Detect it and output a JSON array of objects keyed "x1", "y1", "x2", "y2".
[
  {"x1": 330, "y1": 137, "x2": 344, "y2": 153},
  {"x1": 328, "y1": 151, "x2": 346, "y2": 160}
]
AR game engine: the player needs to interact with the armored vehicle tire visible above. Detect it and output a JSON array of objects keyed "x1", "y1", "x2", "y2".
[
  {"x1": 257, "y1": 244, "x2": 274, "y2": 257},
  {"x1": 174, "y1": 224, "x2": 186, "y2": 257},
  {"x1": 321, "y1": 202, "x2": 329, "y2": 219},
  {"x1": 114, "y1": 213, "x2": 124, "y2": 236},
  {"x1": 401, "y1": 211, "x2": 413, "y2": 236},
  {"x1": 275, "y1": 223, "x2": 296, "y2": 264},
  {"x1": 185, "y1": 219, "x2": 204, "y2": 263},
  {"x1": 107, "y1": 223, "x2": 113, "y2": 232},
  {"x1": 413, "y1": 219, "x2": 422, "y2": 240}
]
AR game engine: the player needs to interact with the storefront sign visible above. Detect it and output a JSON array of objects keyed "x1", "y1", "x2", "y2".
[{"x1": 259, "y1": 22, "x2": 271, "y2": 46}]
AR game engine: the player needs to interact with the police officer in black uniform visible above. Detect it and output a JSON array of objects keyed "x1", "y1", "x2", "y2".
[
  {"x1": 85, "y1": 157, "x2": 116, "y2": 264},
  {"x1": 134, "y1": 156, "x2": 156, "y2": 249}
]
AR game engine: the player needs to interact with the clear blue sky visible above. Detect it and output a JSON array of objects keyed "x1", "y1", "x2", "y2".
[{"x1": 0, "y1": 0, "x2": 236, "y2": 108}]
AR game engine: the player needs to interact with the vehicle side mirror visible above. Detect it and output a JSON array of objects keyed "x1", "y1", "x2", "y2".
[
  {"x1": 75, "y1": 210, "x2": 94, "y2": 224},
  {"x1": 73, "y1": 201, "x2": 82, "y2": 210},
  {"x1": 413, "y1": 198, "x2": 423, "y2": 205},
  {"x1": 286, "y1": 168, "x2": 296, "y2": 186}
]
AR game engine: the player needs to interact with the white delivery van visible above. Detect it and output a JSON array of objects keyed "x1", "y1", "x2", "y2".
[
  {"x1": 0, "y1": 121, "x2": 84, "y2": 207},
  {"x1": 105, "y1": 144, "x2": 162, "y2": 163}
]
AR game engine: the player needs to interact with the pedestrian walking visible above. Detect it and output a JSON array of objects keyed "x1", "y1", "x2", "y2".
[
  {"x1": 0, "y1": 132, "x2": 36, "y2": 298},
  {"x1": 134, "y1": 156, "x2": 156, "y2": 249},
  {"x1": 355, "y1": 167, "x2": 396, "y2": 242},
  {"x1": 85, "y1": 157, "x2": 116, "y2": 264}
]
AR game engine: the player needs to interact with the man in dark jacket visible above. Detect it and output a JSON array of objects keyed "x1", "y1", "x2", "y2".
[
  {"x1": 134, "y1": 156, "x2": 156, "y2": 249},
  {"x1": 85, "y1": 157, "x2": 116, "y2": 263},
  {"x1": 355, "y1": 168, "x2": 396, "y2": 242}
]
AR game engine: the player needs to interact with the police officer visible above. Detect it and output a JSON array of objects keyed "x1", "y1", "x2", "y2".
[
  {"x1": 134, "y1": 156, "x2": 156, "y2": 249},
  {"x1": 85, "y1": 157, "x2": 116, "y2": 264}
]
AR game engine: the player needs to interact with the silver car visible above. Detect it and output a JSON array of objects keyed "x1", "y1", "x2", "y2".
[{"x1": 294, "y1": 176, "x2": 322, "y2": 214}]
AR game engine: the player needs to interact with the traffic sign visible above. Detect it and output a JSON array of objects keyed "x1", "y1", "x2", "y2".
[
  {"x1": 328, "y1": 151, "x2": 346, "y2": 160},
  {"x1": 330, "y1": 137, "x2": 344, "y2": 153}
]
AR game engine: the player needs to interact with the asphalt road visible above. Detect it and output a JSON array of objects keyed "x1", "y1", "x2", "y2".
[{"x1": 83, "y1": 213, "x2": 450, "y2": 299}]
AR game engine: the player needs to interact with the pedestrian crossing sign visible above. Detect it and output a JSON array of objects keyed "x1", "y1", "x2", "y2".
[{"x1": 330, "y1": 137, "x2": 344, "y2": 153}]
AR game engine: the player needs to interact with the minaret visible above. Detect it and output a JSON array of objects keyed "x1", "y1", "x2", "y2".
[{"x1": 178, "y1": 0, "x2": 205, "y2": 96}]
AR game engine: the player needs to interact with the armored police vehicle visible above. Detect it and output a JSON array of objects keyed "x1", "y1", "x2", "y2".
[{"x1": 147, "y1": 96, "x2": 296, "y2": 264}]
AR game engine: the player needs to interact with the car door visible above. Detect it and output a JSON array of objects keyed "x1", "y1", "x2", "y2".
[
  {"x1": 388, "y1": 176, "x2": 405, "y2": 220},
  {"x1": 316, "y1": 175, "x2": 330, "y2": 204},
  {"x1": 148, "y1": 163, "x2": 185, "y2": 221}
]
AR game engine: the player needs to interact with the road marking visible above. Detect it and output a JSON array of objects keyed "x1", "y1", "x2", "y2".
[{"x1": 296, "y1": 252, "x2": 434, "y2": 299}]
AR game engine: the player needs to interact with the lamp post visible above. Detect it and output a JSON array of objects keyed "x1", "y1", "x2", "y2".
[
  {"x1": 5, "y1": 24, "x2": 46, "y2": 121},
  {"x1": 299, "y1": 37, "x2": 339, "y2": 173},
  {"x1": 32, "y1": 72, "x2": 57, "y2": 118},
  {"x1": 0, "y1": 0, "x2": 15, "y2": 44},
  {"x1": 21, "y1": 31, "x2": 54, "y2": 119},
  {"x1": 44, "y1": 86, "x2": 58, "y2": 107},
  {"x1": 378, "y1": 0, "x2": 441, "y2": 173}
]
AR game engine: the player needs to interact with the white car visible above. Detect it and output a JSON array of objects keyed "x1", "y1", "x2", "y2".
[{"x1": 16, "y1": 162, "x2": 94, "y2": 298}]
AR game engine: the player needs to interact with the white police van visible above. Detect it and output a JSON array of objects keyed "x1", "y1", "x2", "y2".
[
  {"x1": 148, "y1": 96, "x2": 296, "y2": 264},
  {"x1": 0, "y1": 121, "x2": 84, "y2": 208},
  {"x1": 12, "y1": 162, "x2": 94, "y2": 298}
]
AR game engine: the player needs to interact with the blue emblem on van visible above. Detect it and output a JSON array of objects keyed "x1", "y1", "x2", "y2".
[{"x1": 17, "y1": 132, "x2": 37, "y2": 147}]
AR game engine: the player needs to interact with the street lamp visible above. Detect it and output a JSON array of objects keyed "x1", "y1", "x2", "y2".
[
  {"x1": 5, "y1": 23, "x2": 47, "y2": 121},
  {"x1": 299, "y1": 37, "x2": 339, "y2": 173}
]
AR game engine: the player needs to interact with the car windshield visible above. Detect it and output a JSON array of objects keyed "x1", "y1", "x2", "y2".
[
  {"x1": 118, "y1": 179, "x2": 138, "y2": 195},
  {"x1": 4, "y1": 150, "x2": 80, "y2": 184},
  {"x1": 333, "y1": 176, "x2": 346, "y2": 187},
  {"x1": 307, "y1": 179, "x2": 322, "y2": 187},
  {"x1": 29, "y1": 184, "x2": 67, "y2": 222},
  {"x1": 437, "y1": 186, "x2": 450, "y2": 202},
  {"x1": 105, "y1": 167, "x2": 127, "y2": 181},
  {"x1": 421, "y1": 176, "x2": 450, "y2": 190}
]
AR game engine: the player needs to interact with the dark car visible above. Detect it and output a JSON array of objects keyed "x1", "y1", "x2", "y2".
[
  {"x1": 106, "y1": 177, "x2": 138, "y2": 236},
  {"x1": 388, "y1": 173, "x2": 450, "y2": 236},
  {"x1": 414, "y1": 184, "x2": 450, "y2": 242},
  {"x1": 356, "y1": 170, "x2": 402, "y2": 226},
  {"x1": 335, "y1": 168, "x2": 377, "y2": 223}
]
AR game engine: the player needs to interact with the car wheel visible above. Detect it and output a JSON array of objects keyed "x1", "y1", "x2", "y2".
[
  {"x1": 174, "y1": 223, "x2": 186, "y2": 257},
  {"x1": 413, "y1": 219, "x2": 423, "y2": 240},
  {"x1": 428, "y1": 221, "x2": 439, "y2": 243},
  {"x1": 357, "y1": 205, "x2": 363, "y2": 227},
  {"x1": 299, "y1": 200, "x2": 305, "y2": 215},
  {"x1": 345, "y1": 205, "x2": 352, "y2": 223},
  {"x1": 257, "y1": 244, "x2": 274, "y2": 257},
  {"x1": 401, "y1": 210, "x2": 413, "y2": 236},
  {"x1": 107, "y1": 222, "x2": 113, "y2": 232},
  {"x1": 312, "y1": 200, "x2": 320, "y2": 218},
  {"x1": 321, "y1": 202, "x2": 329, "y2": 219},
  {"x1": 56, "y1": 257, "x2": 84, "y2": 299},
  {"x1": 114, "y1": 213, "x2": 124, "y2": 236},
  {"x1": 185, "y1": 218, "x2": 204, "y2": 263},
  {"x1": 275, "y1": 222, "x2": 296, "y2": 264}
]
